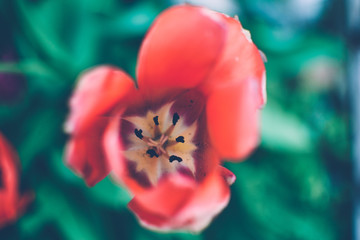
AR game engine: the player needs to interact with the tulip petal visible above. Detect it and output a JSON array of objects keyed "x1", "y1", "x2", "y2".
[
  {"x1": 0, "y1": 133, "x2": 31, "y2": 227},
  {"x1": 137, "y1": 5, "x2": 227, "y2": 98},
  {"x1": 174, "y1": 170, "x2": 230, "y2": 232},
  {"x1": 128, "y1": 169, "x2": 230, "y2": 232},
  {"x1": 65, "y1": 118, "x2": 110, "y2": 186},
  {"x1": 65, "y1": 66, "x2": 136, "y2": 134},
  {"x1": 0, "y1": 135, "x2": 19, "y2": 226},
  {"x1": 65, "y1": 66, "x2": 137, "y2": 186},
  {"x1": 170, "y1": 89, "x2": 206, "y2": 126},
  {"x1": 219, "y1": 166, "x2": 236, "y2": 185},
  {"x1": 104, "y1": 111, "x2": 149, "y2": 195},
  {"x1": 206, "y1": 78, "x2": 260, "y2": 160},
  {"x1": 200, "y1": 15, "x2": 266, "y2": 107},
  {"x1": 128, "y1": 174, "x2": 195, "y2": 218}
]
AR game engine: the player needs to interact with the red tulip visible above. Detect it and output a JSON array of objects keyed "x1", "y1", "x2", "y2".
[
  {"x1": 0, "y1": 133, "x2": 32, "y2": 228},
  {"x1": 65, "y1": 5, "x2": 266, "y2": 232}
]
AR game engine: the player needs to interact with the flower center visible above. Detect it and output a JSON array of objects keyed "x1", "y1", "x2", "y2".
[
  {"x1": 134, "y1": 112, "x2": 184, "y2": 161},
  {"x1": 123, "y1": 102, "x2": 198, "y2": 185}
]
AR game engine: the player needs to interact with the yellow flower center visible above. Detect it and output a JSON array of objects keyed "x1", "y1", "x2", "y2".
[{"x1": 124, "y1": 103, "x2": 198, "y2": 185}]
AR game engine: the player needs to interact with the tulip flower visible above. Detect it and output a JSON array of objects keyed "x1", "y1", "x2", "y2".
[
  {"x1": 65, "y1": 5, "x2": 266, "y2": 232},
  {"x1": 0, "y1": 133, "x2": 32, "y2": 228}
]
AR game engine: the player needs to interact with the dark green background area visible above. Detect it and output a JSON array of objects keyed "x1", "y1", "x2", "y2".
[{"x1": 0, "y1": 0, "x2": 350, "y2": 239}]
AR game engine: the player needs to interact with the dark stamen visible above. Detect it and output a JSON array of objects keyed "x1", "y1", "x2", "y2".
[
  {"x1": 176, "y1": 136, "x2": 185, "y2": 143},
  {"x1": 134, "y1": 128, "x2": 143, "y2": 139},
  {"x1": 172, "y1": 112, "x2": 179, "y2": 125},
  {"x1": 153, "y1": 116, "x2": 159, "y2": 126},
  {"x1": 169, "y1": 155, "x2": 182, "y2": 163},
  {"x1": 146, "y1": 149, "x2": 159, "y2": 158}
]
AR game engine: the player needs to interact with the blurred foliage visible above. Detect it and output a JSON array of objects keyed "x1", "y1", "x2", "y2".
[{"x1": 0, "y1": 0, "x2": 350, "y2": 239}]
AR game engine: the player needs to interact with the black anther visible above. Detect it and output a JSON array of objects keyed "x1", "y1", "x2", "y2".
[
  {"x1": 153, "y1": 116, "x2": 159, "y2": 126},
  {"x1": 176, "y1": 136, "x2": 185, "y2": 143},
  {"x1": 172, "y1": 112, "x2": 179, "y2": 125},
  {"x1": 169, "y1": 155, "x2": 183, "y2": 163},
  {"x1": 134, "y1": 128, "x2": 143, "y2": 139},
  {"x1": 146, "y1": 149, "x2": 159, "y2": 158}
]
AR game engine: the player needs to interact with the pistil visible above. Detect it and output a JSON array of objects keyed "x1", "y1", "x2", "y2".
[
  {"x1": 132, "y1": 111, "x2": 189, "y2": 162},
  {"x1": 134, "y1": 127, "x2": 172, "y2": 158}
]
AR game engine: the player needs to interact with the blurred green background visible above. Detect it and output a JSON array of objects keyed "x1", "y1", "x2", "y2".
[{"x1": 0, "y1": 0, "x2": 351, "y2": 239}]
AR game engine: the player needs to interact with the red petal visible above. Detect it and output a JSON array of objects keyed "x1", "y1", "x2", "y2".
[
  {"x1": 206, "y1": 78, "x2": 260, "y2": 160},
  {"x1": 65, "y1": 118, "x2": 110, "y2": 186},
  {"x1": 103, "y1": 111, "x2": 148, "y2": 195},
  {"x1": 128, "y1": 169, "x2": 230, "y2": 232},
  {"x1": 128, "y1": 174, "x2": 195, "y2": 218},
  {"x1": 170, "y1": 89, "x2": 206, "y2": 126},
  {"x1": 126, "y1": 202, "x2": 167, "y2": 230},
  {"x1": 0, "y1": 136, "x2": 18, "y2": 227},
  {"x1": 137, "y1": 5, "x2": 227, "y2": 98},
  {"x1": 200, "y1": 15, "x2": 266, "y2": 107},
  {"x1": 174, "y1": 170, "x2": 230, "y2": 232},
  {"x1": 65, "y1": 66, "x2": 136, "y2": 134},
  {"x1": 219, "y1": 166, "x2": 236, "y2": 185},
  {"x1": 0, "y1": 133, "x2": 30, "y2": 228}
]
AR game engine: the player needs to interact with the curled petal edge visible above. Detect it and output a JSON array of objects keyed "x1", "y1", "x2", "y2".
[
  {"x1": 65, "y1": 66, "x2": 135, "y2": 135},
  {"x1": 128, "y1": 168, "x2": 231, "y2": 232}
]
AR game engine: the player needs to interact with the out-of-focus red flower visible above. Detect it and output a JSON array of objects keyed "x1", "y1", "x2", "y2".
[
  {"x1": 0, "y1": 133, "x2": 32, "y2": 228},
  {"x1": 65, "y1": 5, "x2": 266, "y2": 232}
]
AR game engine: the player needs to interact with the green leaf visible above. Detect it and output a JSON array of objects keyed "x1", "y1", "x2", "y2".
[
  {"x1": 19, "y1": 183, "x2": 101, "y2": 240},
  {"x1": 261, "y1": 102, "x2": 313, "y2": 153}
]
